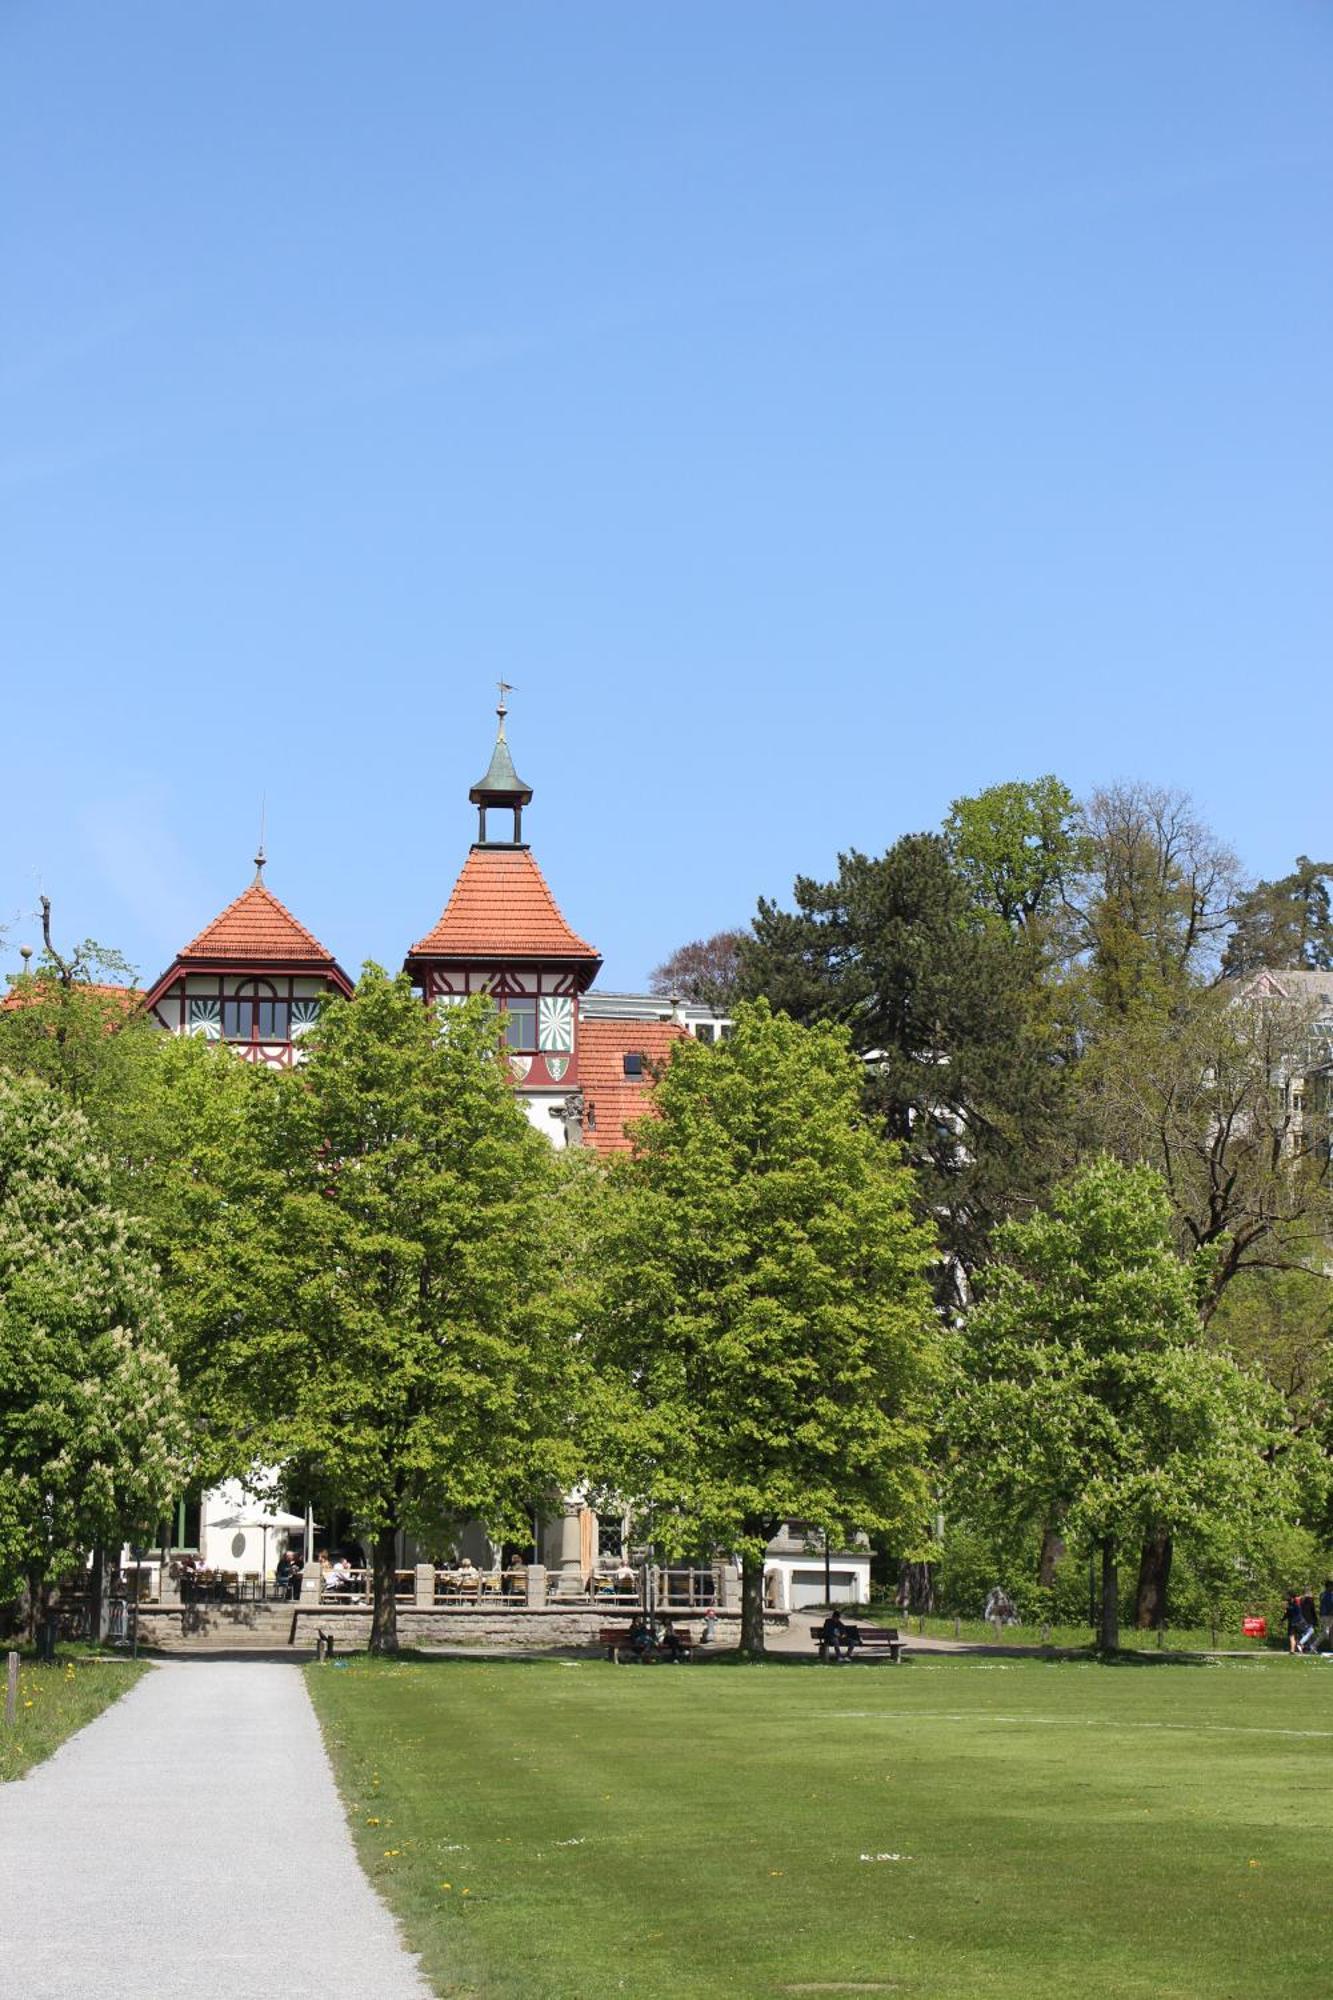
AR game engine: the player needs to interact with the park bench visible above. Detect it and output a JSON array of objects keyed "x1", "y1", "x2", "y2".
[
  {"x1": 811, "y1": 1623, "x2": 903, "y2": 1663},
  {"x1": 598, "y1": 1625, "x2": 696, "y2": 1664}
]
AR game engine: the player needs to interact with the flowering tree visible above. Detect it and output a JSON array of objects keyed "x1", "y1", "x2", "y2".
[{"x1": 0, "y1": 1072, "x2": 187, "y2": 1632}]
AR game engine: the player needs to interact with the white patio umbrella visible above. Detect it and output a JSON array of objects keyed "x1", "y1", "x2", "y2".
[{"x1": 211, "y1": 1507, "x2": 309, "y2": 1591}]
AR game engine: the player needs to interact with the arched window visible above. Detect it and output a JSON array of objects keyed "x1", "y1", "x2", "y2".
[{"x1": 222, "y1": 979, "x2": 291, "y2": 1043}]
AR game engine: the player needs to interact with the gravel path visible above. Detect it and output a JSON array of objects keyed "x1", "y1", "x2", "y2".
[{"x1": 0, "y1": 1660, "x2": 434, "y2": 2000}]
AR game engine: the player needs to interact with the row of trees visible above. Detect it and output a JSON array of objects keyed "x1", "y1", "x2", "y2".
[
  {"x1": 653, "y1": 778, "x2": 1333, "y2": 1627},
  {"x1": 0, "y1": 961, "x2": 947, "y2": 1653},
  {"x1": 3, "y1": 780, "x2": 1329, "y2": 1655}
]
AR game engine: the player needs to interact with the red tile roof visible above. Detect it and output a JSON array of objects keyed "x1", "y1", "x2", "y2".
[
  {"x1": 2, "y1": 978, "x2": 136, "y2": 1015},
  {"x1": 143, "y1": 879, "x2": 353, "y2": 1012},
  {"x1": 578, "y1": 1016, "x2": 688, "y2": 1153},
  {"x1": 410, "y1": 847, "x2": 601, "y2": 965},
  {"x1": 176, "y1": 881, "x2": 343, "y2": 967}
]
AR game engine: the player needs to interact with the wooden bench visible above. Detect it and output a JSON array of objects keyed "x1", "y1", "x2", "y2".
[
  {"x1": 810, "y1": 1623, "x2": 903, "y2": 1663},
  {"x1": 598, "y1": 1625, "x2": 696, "y2": 1664}
]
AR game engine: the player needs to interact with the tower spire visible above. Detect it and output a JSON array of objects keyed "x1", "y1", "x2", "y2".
[
  {"x1": 253, "y1": 794, "x2": 268, "y2": 883},
  {"x1": 469, "y1": 688, "x2": 533, "y2": 846}
]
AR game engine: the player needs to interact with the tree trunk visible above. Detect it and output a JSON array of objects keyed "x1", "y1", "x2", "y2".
[
  {"x1": 1037, "y1": 1524, "x2": 1065, "y2": 1590},
  {"x1": 1134, "y1": 1529, "x2": 1172, "y2": 1630},
  {"x1": 895, "y1": 1559, "x2": 936, "y2": 1614},
  {"x1": 369, "y1": 1525, "x2": 400, "y2": 1655},
  {"x1": 739, "y1": 1550, "x2": 767, "y2": 1656},
  {"x1": 88, "y1": 1544, "x2": 107, "y2": 1644},
  {"x1": 26, "y1": 1563, "x2": 48, "y2": 1645},
  {"x1": 1098, "y1": 1537, "x2": 1119, "y2": 1652}
]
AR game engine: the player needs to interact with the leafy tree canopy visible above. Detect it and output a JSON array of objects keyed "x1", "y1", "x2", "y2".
[
  {"x1": 589, "y1": 999, "x2": 943, "y2": 1651},
  {"x1": 951, "y1": 1156, "x2": 1304, "y2": 1646},
  {"x1": 0, "y1": 1071, "x2": 187, "y2": 1616},
  {"x1": 166, "y1": 967, "x2": 584, "y2": 1651},
  {"x1": 944, "y1": 774, "x2": 1087, "y2": 938}
]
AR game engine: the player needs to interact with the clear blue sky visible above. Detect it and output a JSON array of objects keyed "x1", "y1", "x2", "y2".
[{"x1": 3, "y1": 3, "x2": 1330, "y2": 990}]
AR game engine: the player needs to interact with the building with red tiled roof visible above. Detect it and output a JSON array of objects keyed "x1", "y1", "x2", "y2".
[
  {"x1": 2, "y1": 976, "x2": 136, "y2": 1015},
  {"x1": 575, "y1": 1016, "x2": 689, "y2": 1153},
  {"x1": 143, "y1": 857, "x2": 353, "y2": 1068},
  {"x1": 402, "y1": 699, "x2": 731, "y2": 1152},
  {"x1": 404, "y1": 699, "x2": 605, "y2": 1136}
]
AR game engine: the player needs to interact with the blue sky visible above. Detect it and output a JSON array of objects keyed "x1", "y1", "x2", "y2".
[{"x1": 3, "y1": 3, "x2": 1330, "y2": 990}]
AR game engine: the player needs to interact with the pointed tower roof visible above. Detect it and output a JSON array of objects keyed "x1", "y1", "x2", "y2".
[
  {"x1": 408, "y1": 846, "x2": 601, "y2": 968},
  {"x1": 470, "y1": 703, "x2": 532, "y2": 807},
  {"x1": 176, "y1": 880, "x2": 341, "y2": 964},
  {"x1": 144, "y1": 876, "x2": 353, "y2": 1008}
]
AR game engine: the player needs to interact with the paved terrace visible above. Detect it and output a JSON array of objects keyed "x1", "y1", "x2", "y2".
[{"x1": 0, "y1": 1661, "x2": 432, "y2": 2000}]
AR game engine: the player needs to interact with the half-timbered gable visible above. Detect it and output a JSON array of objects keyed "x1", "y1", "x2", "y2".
[{"x1": 144, "y1": 867, "x2": 353, "y2": 1068}]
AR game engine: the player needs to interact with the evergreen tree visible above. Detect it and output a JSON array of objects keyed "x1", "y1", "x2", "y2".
[
  {"x1": 1223, "y1": 857, "x2": 1333, "y2": 976},
  {"x1": 739, "y1": 834, "x2": 1069, "y2": 1276}
]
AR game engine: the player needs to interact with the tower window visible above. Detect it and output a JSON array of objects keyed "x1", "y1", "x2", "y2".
[{"x1": 502, "y1": 1000, "x2": 537, "y2": 1051}]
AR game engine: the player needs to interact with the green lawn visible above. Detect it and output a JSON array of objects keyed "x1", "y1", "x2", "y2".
[
  {"x1": 0, "y1": 1651, "x2": 146, "y2": 1782},
  {"x1": 309, "y1": 1651, "x2": 1333, "y2": 2000},
  {"x1": 898, "y1": 1614, "x2": 1272, "y2": 1653}
]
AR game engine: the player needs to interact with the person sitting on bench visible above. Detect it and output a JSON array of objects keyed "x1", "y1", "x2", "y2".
[
  {"x1": 657, "y1": 1616, "x2": 687, "y2": 1661},
  {"x1": 820, "y1": 1609, "x2": 860, "y2": 1661},
  {"x1": 627, "y1": 1614, "x2": 655, "y2": 1659}
]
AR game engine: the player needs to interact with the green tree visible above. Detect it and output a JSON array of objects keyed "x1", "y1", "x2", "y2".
[
  {"x1": 944, "y1": 775, "x2": 1086, "y2": 940},
  {"x1": 0, "y1": 1071, "x2": 187, "y2": 1632},
  {"x1": 0, "y1": 902, "x2": 160, "y2": 1203},
  {"x1": 1222, "y1": 856, "x2": 1333, "y2": 976},
  {"x1": 589, "y1": 1000, "x2": 942, "y2": 1654},
  {"x1": 183, "y1": 969, "x2": 581, "y2": 1653},
  {"x1": 952, "y1": 1156, "x2": 1298, "y2": 1649},
  {"x1": 739, "y1": 834, "x2": 1069, "y2": 1275},
  {"x1": 1073, "y1": 783, "x2": 1241, "y2": 1018}
]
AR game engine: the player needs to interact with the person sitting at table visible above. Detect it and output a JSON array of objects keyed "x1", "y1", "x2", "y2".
[
  {"x1": 274, "y1": 1549, "x2": 299, "y2": 1600},
  {"x1": 325, "y1": 1555, "x2": 354, "y2": 1597},
  {"x1": 501, "y1": 1555, "x2": 526, "y2": 1598},
  {"x1": 615, "y1": 1562, "x2": 637, "y2": 1599}
]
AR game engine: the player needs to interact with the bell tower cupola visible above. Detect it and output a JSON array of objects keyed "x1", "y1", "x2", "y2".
[{"x1": 469, "y1": 682, "x2": 533, "y2": 847}]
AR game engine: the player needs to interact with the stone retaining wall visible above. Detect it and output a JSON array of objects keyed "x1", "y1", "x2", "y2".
[{"x1": 129, "y1": 1603, "x2": 786, "y2": 1654}]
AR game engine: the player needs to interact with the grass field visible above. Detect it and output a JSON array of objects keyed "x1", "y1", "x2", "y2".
[
  {"x1": 0, "y1": 1651, "x2": 146, "y2": 1783},
  {"x1": 895, "y1": 1615, "x2": 1272, "y2": 1653},
  {"x1": 309, "y1": 1650, "x2": 1333, "y2": 2000}
]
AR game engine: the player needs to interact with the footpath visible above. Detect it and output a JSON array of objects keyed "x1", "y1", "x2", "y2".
[{"x1": 0, "y1": 1659, "x2": 433, "y2": 2000}]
